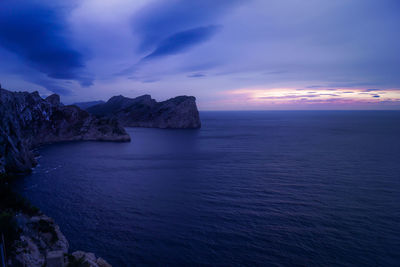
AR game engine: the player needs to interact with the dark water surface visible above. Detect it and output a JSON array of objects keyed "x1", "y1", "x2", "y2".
[{"x1": 13, "y1": 111, "x2": 400, "y2": 266}]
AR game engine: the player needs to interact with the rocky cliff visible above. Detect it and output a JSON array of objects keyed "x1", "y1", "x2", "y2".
[
  {"x1": 12, "y1": 213, "x2": 111, "y2": 267},
  {"x1": 86, "y1": 94, "x2": 201, "y2": 129},
  {"x1": 0, "y1": 88, "x2": 130, "y2": 174}
]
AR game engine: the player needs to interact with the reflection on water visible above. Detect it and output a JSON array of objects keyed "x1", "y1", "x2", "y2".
[{"x1": 13, "y1": 111, "x2": 400, "y2": 266}]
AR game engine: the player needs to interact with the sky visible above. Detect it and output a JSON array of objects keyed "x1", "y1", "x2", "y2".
[{"x1": 0, "y1": 0, "x2": 400, "y2": 110}]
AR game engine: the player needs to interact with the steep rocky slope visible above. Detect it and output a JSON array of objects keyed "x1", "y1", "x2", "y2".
[
  {"x1": 0, "y1": 88, "x2": 130, "y2": 174},
  {"x1": 87, "y1": 94, "x2": 201, "y2": 128}
]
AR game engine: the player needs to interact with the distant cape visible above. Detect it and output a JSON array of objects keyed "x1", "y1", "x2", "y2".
[{"x1": 86, "y1": 94, "x2": 201, "y2": 129}]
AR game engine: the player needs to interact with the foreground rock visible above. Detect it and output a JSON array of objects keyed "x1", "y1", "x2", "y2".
[
  {"x1": 13, "y1": 214, "x2": 68, "y2": 266},
  {"x1": 71, "y1": 251, "x2": 112, "y2": 267},
  {"x1": 87, "y1": 94, "x2": 201, "y2": 128},
  {"x1": 0, "y1": 88, "x2": 130, "y2": 173},
  {"x1": 11, "y1": 213, "x2": 111, "y2": 267}
]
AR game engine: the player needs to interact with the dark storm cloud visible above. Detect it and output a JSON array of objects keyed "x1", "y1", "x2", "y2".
[
  {"x1": 119, "y1": 0, "x2": 237, "y2": 76},
  {"x1": 188, "y1": 73, "x2": 206, "y2": 78},
  {"x1": 142, "y1": 26, "x2": 219, "y2": 60},
  {"x1": 0, "y1": 0, "x2": 92, "y2": 88},
  {"x1": 132, "y1": 0, "x2": 243, "y2": 53}
]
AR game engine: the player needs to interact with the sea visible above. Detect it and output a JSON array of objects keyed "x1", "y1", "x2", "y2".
[{"x1": 12, "y1": 111, "x2": 400, "y2": 266}]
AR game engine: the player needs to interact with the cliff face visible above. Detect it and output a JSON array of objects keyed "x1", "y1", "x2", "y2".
[
  {"x1": 0, "y1": 88, "x2": 130, "y2": 174},
  {"x1": 87, "y1": 94, "x2": 201, "y2": 129}
]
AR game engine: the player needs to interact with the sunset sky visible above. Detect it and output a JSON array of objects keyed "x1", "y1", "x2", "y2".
[{"x1": 1, "y1": 0, "x2": 399, "y2": 109}]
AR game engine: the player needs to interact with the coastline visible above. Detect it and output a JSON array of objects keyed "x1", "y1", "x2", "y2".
[
  {"x1": 0, "y1": 88, "x2": 124, "y2": 266},
  {"x1": 0, "y1": 88, "x2": 201, "y2": 266}
]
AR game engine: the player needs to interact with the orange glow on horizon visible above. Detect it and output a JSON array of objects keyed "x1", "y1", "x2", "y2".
[{"x1": 220, "y1": 87, "x2": 400, "y2": 108}]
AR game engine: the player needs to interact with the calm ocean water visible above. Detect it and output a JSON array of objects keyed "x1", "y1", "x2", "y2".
[{"x1": 13, "y1": 111, "x2": 400, "y2": 266}]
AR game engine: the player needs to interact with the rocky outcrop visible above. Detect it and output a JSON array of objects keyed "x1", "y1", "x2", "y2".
[
  {"x1": 13, "y1": 214, "x2": 69, "y2": 267},
  {"x1": 45, "y1": 94, "x2": 63, "y2": 107},
  {"x1": 11, "y1": 213, "x2": 111, "y2": 267},
  {"x1": 71, "y1": 251, "x2": 112, "y2": 267},
  {"x1": 0, "y1": 88, "x2": 130, "y2": 174},
  {"x1": 87, "y1": 94, "x2": 201, "y2": 129}
]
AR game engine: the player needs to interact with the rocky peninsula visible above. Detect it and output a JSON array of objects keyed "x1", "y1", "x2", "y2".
[{"x1": 86, "y1": 94, "x2": 201, "y2": 129}]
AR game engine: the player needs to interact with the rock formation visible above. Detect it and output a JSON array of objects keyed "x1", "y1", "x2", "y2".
[
  {"x1": 45, "y1": 94, "x2": 63, "y2": 107},
  {"x1": 0, "y1": 88, "x2": 130, "y2": 174},
  {"x1": 86, "y1": 94, "x2": 201, "y2": 129},
  {"x1": 12, "y1": 213, "x2": 111, "y2": 267}
]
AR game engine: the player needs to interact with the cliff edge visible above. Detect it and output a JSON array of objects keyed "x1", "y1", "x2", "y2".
[{"x1": 0, "y1": 88, "x2": 130, "y2": 174}]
